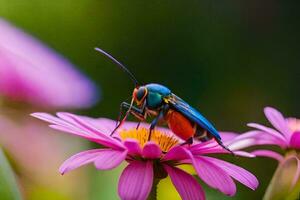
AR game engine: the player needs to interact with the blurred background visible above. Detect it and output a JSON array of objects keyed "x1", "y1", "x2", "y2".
[{"x1": 0, "y1": 0, "x2": 299, "y2": 199}]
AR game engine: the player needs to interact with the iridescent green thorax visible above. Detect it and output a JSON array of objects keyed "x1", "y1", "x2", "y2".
[
  {"x1": 146, "y1": 92, "x2": 163, "y2": 109},
  {"x1": 144, "y1": 83, "x2": 171, "y2": 109}
]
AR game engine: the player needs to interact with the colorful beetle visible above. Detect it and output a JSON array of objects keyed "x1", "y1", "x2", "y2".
[{"x1": 95, "y1": 48, "x2": 232, "y2": 153}]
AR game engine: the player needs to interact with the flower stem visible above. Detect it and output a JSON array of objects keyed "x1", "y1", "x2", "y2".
[{"x1": 147, "y1": 179, "x2": 160, "y2": 200}]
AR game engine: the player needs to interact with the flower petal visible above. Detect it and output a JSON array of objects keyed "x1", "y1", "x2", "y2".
[
  {"x1": 142, "y1": 142, "x2": 162, "y2": 159},
  {"x1": 290, "y1": 131, "x2": 300, "y2": 149},
  {"x1": 56, "y1": 112, "x2": 116, "y2": 141},
  {"x1": 227, "y1": 138, "x2": 258, "y2": 151},
  {"x1": 87, "y1": 118, "x2": 117, "y2": 134},
  {"x1": 163, "y1": 146, "x2": 190, "y2": 162},
  {"x1": 251, "y1": 150, "x2": 283, "y2": 162},
  {"x1": 202, "y1": 156, "x2": 259, "y2": 190},
  {"x1": 226, "y1": 130, "x2": 287, "y2": 149},
  {"x1": 0, "y1": 19, "x2": 97, "y2": 108},
  {"x1": 187, "y1": 140, "x2": 219, "y2": 155},
  {"x1": 94, "y1": 149, "x2": 127, "y2": 170},
  {"x1": 188, "y1": 140, "x2": 255, "y2": 158},
  {"x1": 191, "y1": 155, "x2": 236, "y2": 196},
  {"x1": 264, "y1": 156, "x2": 300, "y2": 200},
  {"x1": 31, "y1": 112, "x2": 76, "y2": 128},
  {"x1": 164, "y1": 165, "x2": 205, "y2": 200},
  {"x1": 32, "y1": 113, "x2": 125, "y2": 150},
  {"x1": 59, "y1": 149, "x2": 125, "y2": 175},
  {"x1": 220, "y1": 132, "x2": 239, "y2": 142},
  {"x1": 118, "y1": 161, "x2": 153, "y2": 200},
  {"x1": 124, "y1": 140, "x2": 142, "y2": 156},
  {"x1": 32, "y1": 112, "x2": 102, "y2": 139},
  {"x1": 247, "y1": 123, "x2": 287, "y2": 143},
  {"x1": 287, "y1": 118, "x2": 300, "y2": 133},
  {"x1": 232, "y1": 151, "x2": 256, "y2": 158},
  {"x1": 264, "y1": 107, "x2": 292, "y2": 140}
]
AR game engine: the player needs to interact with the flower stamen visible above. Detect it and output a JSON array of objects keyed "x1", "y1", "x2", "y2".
[{"x1": 119, "y1": 128, "x2": 179, "y2": 152}]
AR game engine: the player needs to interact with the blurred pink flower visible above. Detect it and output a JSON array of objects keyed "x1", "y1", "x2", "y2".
[
  {"x1": 225, "y1": 107, "x2": 300, "y2": 161},
  {"x1": 32, "y1": 112, "x2": 259, "y2": 200},
  {"x1": 225, "y1": 107, "x2": 300, "y2": 200},
  {"x1": 0, "y1": 18, "x2": 98, "y2": 108},
  {"x1": 0, "y1": 114, "x2": 88, "y2": 197},
  {"x1": 0, "y1": 18, "x2": 98, "y2": 199}
]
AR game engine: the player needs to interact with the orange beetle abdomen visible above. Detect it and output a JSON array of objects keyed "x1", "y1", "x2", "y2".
[{"x1": 166, "y1": 110, "x2": 196, "y2": 140}]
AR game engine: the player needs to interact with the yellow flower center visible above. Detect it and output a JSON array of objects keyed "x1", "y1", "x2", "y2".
[{"x1": 119, "y1": 128, "x2": 179, "y2": 152}]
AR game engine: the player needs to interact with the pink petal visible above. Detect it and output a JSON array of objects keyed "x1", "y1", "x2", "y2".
[
  {"x1": 219, "y1": 132, "x2": 239, "y2": 142},
  {"x1": 191, "y1": 155, "x2": 236, "y2": 196},
  {"x1": 118, "y1": 121, "x2": 150, "y2": 130},
  {"x1": 56, "y1": 112, "x2": 114, "y2": 140},
  {"x1": 59, "y1": 149, "x2": 125, "y2": 175},
  {"x1": 118, "y1": 161, "x2": 153, "y2": 200},
  {"x1": 124, "y1": 140, "x2": 142, "y2": 156},
  {"x1": 32, "y1": 112, "x2": 100, "y2": 139},
  {"x1": 189, "y1": 140, "x2": 219, "y2": 154},
  {"x1": 247, "y1": 123, "x2": 287, "y2": 143},
  {"x1": 287, "y1": 118, "x2": 300, "y2": 133},
  {"x1": 232, "y1": 151, "x2": 256, "y2": 158},
  {"x1": 202, "y1": 156, "x2": 259, "y2": 190},
  {"x1": 142, "y1": 142, "x2": 162, "y2": 159},
  {"x1": 289, "y1": 131, "x2": 300, "y2": 149},
  {"x1": 227, "y1": 138, "x2": 258, "y2": 150},
  {"x1": 227, "y1": 131, "x2": 287, "y2": 149},
  {"x1": 31, "y1": 112, "x2": 76, "y2": 128},
  {"x1": 87, "y1": 118, "x2": 117, "y2": 134},
  {"x1": 57, "y1": 113, "x2": 112, "y2": 136},
  {"x1": 94, "y1": 150, "x2": 127, "y2": 170},
  {"x1": 164, "y1": 165, "x2": 205, "y2": 200},
  {"x1": 251, "y1": 150, "x2": 283, "y2": 162},
  {"x1": 0, "y1": 19, "x2": 97, "y2": 108},
  {"x1": 264, "y1": 107, "x2": 292, "y2": 140},
  {"x1": 162, "y1": 146, "x2": 190, "y2": 162},
  {"x1": 189, "y1": 140, "x2": 255, "y2": 158},
  {"x1": 49, "y1": 124, "x2": 116, "y2": 147},
  {"x1": 32, "y1": 113, "x2": 125, "y2": 150}
]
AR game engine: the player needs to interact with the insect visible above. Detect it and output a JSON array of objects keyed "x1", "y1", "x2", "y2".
[{"x1": 95, "y1": 47, "x2": 233, "y2": 153}]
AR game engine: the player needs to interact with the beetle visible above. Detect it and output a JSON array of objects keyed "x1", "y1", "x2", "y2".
[{"x1": 95, "y1": 47, "x2": 233, "y2": 153}]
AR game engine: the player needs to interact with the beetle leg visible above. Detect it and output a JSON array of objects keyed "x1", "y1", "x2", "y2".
[
  {"x1": 148, "y1": 114, "x2": 161, "y2": 141},
  {"x1": 111, "y1": 102, "x2": 146, "y2": 136},
  {"x1": 180, "y1": 137, "x2": 193, "y2": 146},
  {"x1": 136, "y1": 102, "x2": 148, "y2": 129},
  {"x1": 122, "y1": 101, "x2": 147, "y2": 121},
  {"x1": 111, "y1": 102, "x2": 130, "y2": 136},
  {"x1": 136, "y1": 122, "x2": 141, "y2": 130},
  {"x1": 115, "y1": 102, "x2": 126, "y2": 127},
  {"x1": 148, "y1": 104, "x2": 169, "y2": 141}
]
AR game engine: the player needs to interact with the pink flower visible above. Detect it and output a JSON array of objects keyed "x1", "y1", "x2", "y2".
[
  {"x1": 225, "y1": 107, "x2": 300, "y2": 200},
  {"x1": 0, "y1": 18, "x2": 98, "y2": 108},
  {"x1": 226, "y1": 107, "x2": 300, "y2": 161},
  {"x1": 32, "y1": 112, "x2": 258, "y2": 200},
  {"x1": 0, "y1": 18, "x2": 98, "y2": 199}
]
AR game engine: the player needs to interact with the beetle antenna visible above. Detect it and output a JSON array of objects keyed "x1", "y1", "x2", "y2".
[{"x1": 95, "y1": 47, "x2": 139, "y2": 86}]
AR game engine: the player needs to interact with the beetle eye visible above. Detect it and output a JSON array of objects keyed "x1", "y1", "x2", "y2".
[{"x1": 136, "y1": 87, "x2": 146, "y2": 101}]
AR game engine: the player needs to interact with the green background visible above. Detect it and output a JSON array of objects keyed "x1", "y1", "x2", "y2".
[{"x1": 1, "y1": 0, "x2": 299, "y2": 199}]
